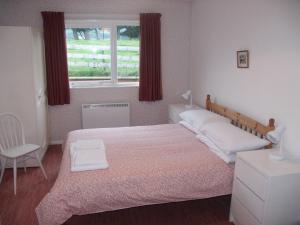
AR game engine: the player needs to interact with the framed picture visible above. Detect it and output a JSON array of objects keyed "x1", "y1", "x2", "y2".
[{"x1": 237, "y1": 50, "x2": 249, "y2": 68}]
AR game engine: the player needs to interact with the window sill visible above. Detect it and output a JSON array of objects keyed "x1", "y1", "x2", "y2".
[{"x1": 70, "y1": 81, "x2": 139, "y2": 89}]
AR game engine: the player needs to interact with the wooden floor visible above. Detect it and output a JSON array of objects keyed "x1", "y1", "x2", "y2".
[{"x1": 0, "y1": 145, "x2": 234, "y2": 225}]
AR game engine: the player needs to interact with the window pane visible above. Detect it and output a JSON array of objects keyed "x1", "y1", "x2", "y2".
[
  {"x1": 66, "y1": 28, "x2": 111, "y2": 80},
  {"x1": 117, "y1": 26, "x2": 140, "y2": 82}
]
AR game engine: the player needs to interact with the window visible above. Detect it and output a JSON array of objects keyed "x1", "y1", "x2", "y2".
[
  {"x1": 117, "y1": 26, "x2": 139, "y2": 82},
  {"x1": 65, "y1": 20, "x2": 140, "y2": 86}
]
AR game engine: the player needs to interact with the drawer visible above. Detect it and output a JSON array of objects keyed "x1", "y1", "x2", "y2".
[
  {"x1": 231, "y1": 197, "x2": 261, "y2": 225},
  {"x1": 233, "y1": 178, "x2": 265, "y2": 222},
  {"x1": 235, "y1": 159, "x2": 267, "y2": 200}
]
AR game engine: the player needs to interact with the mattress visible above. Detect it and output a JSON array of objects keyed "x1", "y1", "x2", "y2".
[{"x1": 36, "y1": 124, "x2": 234, "y2": 225}]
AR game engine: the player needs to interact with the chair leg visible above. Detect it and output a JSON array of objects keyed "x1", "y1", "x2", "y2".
[
  {"x1": 13, "y1": 158, "x2": 17, "y2": 195},
  {"x1": 35, "y1": 151, "x2": 47, "y2": 179},
  {"x1": 0, "y1": 158, "x2": 7, "y2": 184}
]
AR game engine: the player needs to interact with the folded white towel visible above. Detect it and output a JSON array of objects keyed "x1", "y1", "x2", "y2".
[
  {"x1": 75, "y1": 139, "x2": 104, "y2": 149},
  {"x1": 71, "y1": 148, "x2": 108, "y2": 172},
  {"x1": 70, "y1": 139, "x2": 109, "y2": 172},
  {"x1": 70, "y1": 139, "x2": 105, "y2": 155},
  {"x1": 71, "y1": 163, "x2": 108, "y2": 172}
]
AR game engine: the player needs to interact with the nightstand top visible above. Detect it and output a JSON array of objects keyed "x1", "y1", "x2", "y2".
[
  {"x1": 237, "y1": 150, "x2": 300, "y2": 177},
  {"x1": 169, "y1": 103, "x2": 200, "y2": 110},
  {"x1": 168, "y1": 104, "x2": 201, "y2": 124}
]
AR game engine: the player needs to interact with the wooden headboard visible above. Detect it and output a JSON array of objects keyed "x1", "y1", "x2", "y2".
[{"x1": 206, "y1": 95, "x2": 275, "y2": 148}]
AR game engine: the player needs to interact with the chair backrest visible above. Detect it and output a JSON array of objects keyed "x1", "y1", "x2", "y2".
[{"x1": 0, "y1": 113, "x2": 25, "y2": 153}]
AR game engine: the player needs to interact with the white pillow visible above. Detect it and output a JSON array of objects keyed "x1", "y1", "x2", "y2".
[
  {"x1": 179, "y1": 120, "x2": 198, "y2": 133},
  {"x1": 196, "y1": 133, "x2": 236, "y2": 163},
  {"x1": 199, "y1": 122, "x2": 270, "y2": 154},
  {"x1": 179, "y1": 109, "x2": 230, "y2": 133}
]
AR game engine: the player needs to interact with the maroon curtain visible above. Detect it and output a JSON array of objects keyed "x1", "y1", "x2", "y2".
[
  {"x1": 41, "y1": 11, "x2": 70, "y2": 105},
  {"x1": 139, "y1": 13, "x2": 162, "y2": 101}
]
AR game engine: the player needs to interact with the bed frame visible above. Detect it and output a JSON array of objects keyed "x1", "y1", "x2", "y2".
[{"x1": 206, "y1": 95, "x2": 275, "y2": 148}]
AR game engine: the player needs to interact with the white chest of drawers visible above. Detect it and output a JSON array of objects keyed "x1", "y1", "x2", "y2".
[
  {"x1": 230, "y1": 150, "x2": 300, "y2": 225},
  {"x1": 168, "y1": 104, "x2": 200, "y2": 124}
]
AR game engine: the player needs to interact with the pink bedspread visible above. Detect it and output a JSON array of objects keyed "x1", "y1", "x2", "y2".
[{"x1": 36, "y1": 124, "x2": 234, "y2": 225}]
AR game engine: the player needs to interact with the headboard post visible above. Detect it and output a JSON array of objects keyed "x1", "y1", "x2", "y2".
[
  {"x1": 206, "y1": 95, "x2": 212, "y2": 110},
  {"x1": 205, "y1": 94, "x2": 276, "y2": 148},
  {"x1": 269, "y1": 119, "x2": 275, "y2": 130}
]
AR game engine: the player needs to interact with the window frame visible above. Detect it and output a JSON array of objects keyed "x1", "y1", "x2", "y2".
[{"x1": 65, "y1": 19, "x2": 140, "y2": 85}]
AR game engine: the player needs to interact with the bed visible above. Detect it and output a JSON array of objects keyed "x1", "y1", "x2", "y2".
[{"x1": 36, "y1": 95, "x2": 275, "y2": 225}]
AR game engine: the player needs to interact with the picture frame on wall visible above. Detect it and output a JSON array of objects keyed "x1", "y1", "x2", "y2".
[{"x1": 237, "y1": 50, "x2": 249, "y2": 68}]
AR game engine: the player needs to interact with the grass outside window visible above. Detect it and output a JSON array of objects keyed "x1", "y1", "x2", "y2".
[{"x1": 66, "y1": 26, "x2": 140, "y2": 83}]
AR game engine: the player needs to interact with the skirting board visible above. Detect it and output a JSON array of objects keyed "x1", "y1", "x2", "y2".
[{"x1": 50, "y1": 140, "x2": 63, "y2": 145}]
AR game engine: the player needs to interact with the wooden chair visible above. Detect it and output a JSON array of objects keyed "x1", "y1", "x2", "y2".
[{"x1": 0, "y1": 113, "x2": 47, "y2": 195}]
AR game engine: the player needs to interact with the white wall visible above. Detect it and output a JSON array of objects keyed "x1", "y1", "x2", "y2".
[
  {"x1": 0, "y1": 0, "x2": 192, "y2": 142},
  {"x1": 0, "y1": 27, "x2": 38, "y2": 144},
  {"x1": 190, "y1": 0, "x2": 300, "y2": 156},
  {"x1": 0, "y1": 27, "x2": 48, "y2": 166}
]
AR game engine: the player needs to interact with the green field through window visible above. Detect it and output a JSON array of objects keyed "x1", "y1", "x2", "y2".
[{"x1": 66, "y1": 27, "x2": 140, "y2": 81}]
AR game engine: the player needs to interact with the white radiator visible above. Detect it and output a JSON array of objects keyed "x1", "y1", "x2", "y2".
[{"x1": 82, "y1": 103, "x2": 130, "y2": 129}]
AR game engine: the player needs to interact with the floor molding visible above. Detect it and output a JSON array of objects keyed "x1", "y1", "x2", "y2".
[{"x1": 49, "y1": 140, "x2": 63, "y2": 145}]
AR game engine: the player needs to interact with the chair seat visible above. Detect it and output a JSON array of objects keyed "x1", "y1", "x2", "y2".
[{"x1": 0, "y1": 144, "x2": 40, "y2": 159}]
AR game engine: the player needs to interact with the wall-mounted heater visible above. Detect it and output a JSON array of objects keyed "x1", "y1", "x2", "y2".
[{"x1": 82, "y1": 103, "x2": 130, "y2": 129}]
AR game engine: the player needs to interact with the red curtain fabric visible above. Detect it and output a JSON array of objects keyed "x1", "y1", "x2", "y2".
[
  {"x1": 41, "y1": 11, "x2": 70, "y2": 105},
  {"x1": 139, "y1": 13, "x2": 162, "y2": 101}
]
